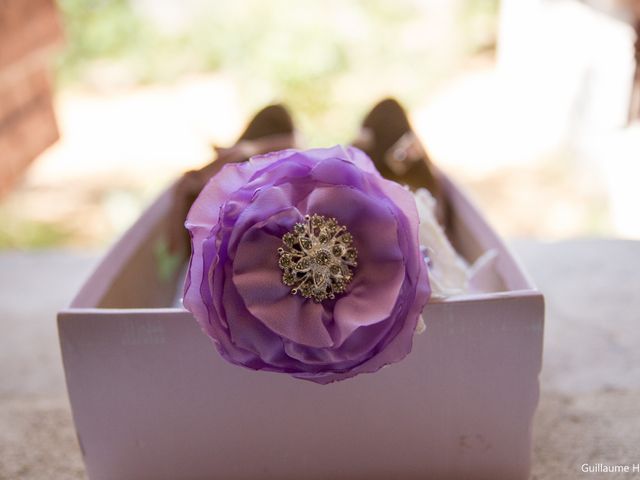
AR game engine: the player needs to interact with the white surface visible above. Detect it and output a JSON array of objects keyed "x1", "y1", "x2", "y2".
[
  {"x1": 512, "y1": 238, "x2": 640, "y2": 393},
  {"x1": 0, "y1": 252, "x2": 98, "y2": 396},
  {"x1": 2, "y1": 239, "x2": 639, "y2": 396},
  {"x1": 1, "y1": 239, "x2": 639, "y2": 479}
]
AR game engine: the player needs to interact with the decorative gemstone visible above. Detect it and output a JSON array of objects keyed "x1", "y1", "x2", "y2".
[
  {"x1": 313, "y1": 290, "x2": 328, "y2": 301},
  {"x1": 340, "y1": 232, "x2": 353, "y2": 245},
  {"x1": 325, "y1": 218, "x2": 338, "y2": 231},
  {"x1": 297, "y1": 257, "x2": 311, "y2": 270},
  {"x1": 300, "y1": 283, "x2": 313, "y2": 296},
  {"x1": 282, "y1": 232, "x2": 297, "y2": 247},
  {"x1": 314, "y1": 250, "x2": 330, "y2": 266},
  {"x1": 278, "y1": 254, "x2": 292, "y2": 268},
  {"x1": 311, "y1": 214, "x2": 324, "y2": 228},
  {"x1": 277, "y1": 214, "x2": 358, "y2": 303}
]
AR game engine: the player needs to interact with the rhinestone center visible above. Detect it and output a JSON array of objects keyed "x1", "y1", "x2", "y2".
[{"x1": 278, "y1": 214, "x2": 358, "y2": 303}]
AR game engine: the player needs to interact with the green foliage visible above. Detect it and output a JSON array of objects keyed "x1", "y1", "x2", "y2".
[
  {"x1": 0, "y1": 212, "x2": 73, "y2": 249},
  {"x1": 459, "y1": 0, "x2": 500, "y2": 54},
  {"x1": 3, "y1": 0, "x2": 499, "y2": 250},
  {"x1": 54, "y1": 0, "x2": 498, "y2": 144},
  {"x1": 56, "y1": 0, "x2": 147, "y2": 82}
]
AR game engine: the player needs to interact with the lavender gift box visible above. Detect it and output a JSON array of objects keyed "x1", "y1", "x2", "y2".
[{"x1": 58, "y1": 171, "x2": 544, "y2": 480}]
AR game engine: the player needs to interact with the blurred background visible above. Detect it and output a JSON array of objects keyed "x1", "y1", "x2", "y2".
[
  {"x1": 1, "y1": 0, "x2": 639, "y2": 250},
  {"x1": 3, "y1": 3, "x2": 640, "y2": 478}
]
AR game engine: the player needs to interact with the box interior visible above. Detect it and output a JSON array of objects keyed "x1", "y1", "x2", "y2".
[{"x1": 73, "y1": 172, "x2": 534, "y2": 310}]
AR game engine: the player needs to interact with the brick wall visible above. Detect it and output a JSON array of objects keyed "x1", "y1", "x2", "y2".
[{"x1": 0, "y1": 0, "x2": 62, "y2": 197}]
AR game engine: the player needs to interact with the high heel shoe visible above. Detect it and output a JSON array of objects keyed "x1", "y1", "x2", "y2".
[
  {"x1": 352, "y1": 98, "x2": 447, "y2": 225},
  {"x1": 168, "y1": 104, "x2": 298, "y2": 254}
]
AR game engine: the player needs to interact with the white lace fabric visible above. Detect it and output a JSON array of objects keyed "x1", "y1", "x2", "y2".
[{"x1": 413, "y1": 188, "x2": 497, "y2": 334}]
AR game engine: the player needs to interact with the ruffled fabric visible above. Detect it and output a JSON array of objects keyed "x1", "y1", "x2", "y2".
[
  {"x1": 413, "y1": 187, "x2": 498, "y2": 306},
  {"x1": 184, "y1": 146, "x2": 430, "y2": 383}
]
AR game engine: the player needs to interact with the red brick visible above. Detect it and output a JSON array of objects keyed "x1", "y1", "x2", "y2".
[
  {"x1": 0, "y1": 80, "x2": 58, "y2": 196},
  {"x1": 0, "y1": 65, "x2": 51, "y2": 121},
  {"x1": 0, "y1": 0, "x2": 62, "y2": 69}
]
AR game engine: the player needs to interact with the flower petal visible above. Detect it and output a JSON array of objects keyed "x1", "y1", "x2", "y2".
[
  {"x1": 233, "y1": 213, "x2": 333, "y2": 348},
  {"x1": 302, "y1": 186, "x2": 405, "y2": 344}
]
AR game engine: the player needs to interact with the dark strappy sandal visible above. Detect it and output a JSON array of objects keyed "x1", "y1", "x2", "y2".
[
  {"x1": 168, "y1": 104, "x2": 298, "y2": 254},
  {"x1": 352, "y1": 98, "x2": 448, "y2": 225}
]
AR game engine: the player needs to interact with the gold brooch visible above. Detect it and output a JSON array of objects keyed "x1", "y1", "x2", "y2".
[{"x1": 278, "y1": 214, "x2": 358, "y2": 302}]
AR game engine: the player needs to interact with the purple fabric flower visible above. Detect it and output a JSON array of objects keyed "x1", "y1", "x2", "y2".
[{"x1": 184, "y1": 146, "x2": 430, "y2": 384}]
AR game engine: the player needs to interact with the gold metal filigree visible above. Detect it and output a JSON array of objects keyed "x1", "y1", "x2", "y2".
[{"x1": 278, "y1": 214, "x2": 358, "y2": 303}]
